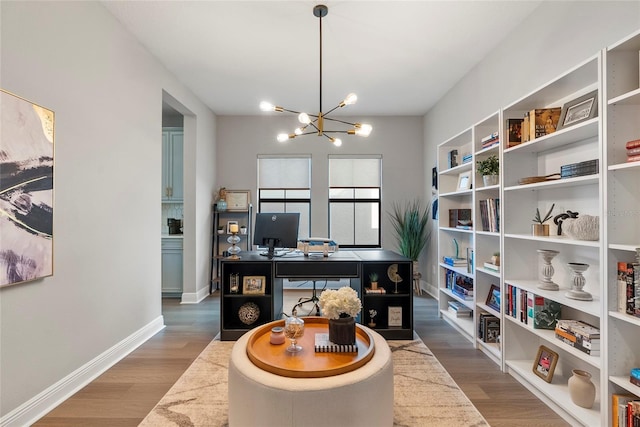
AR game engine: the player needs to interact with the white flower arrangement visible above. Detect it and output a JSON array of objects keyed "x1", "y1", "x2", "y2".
[{"x1": 318, "y1": 286, "x2": 362, "y2": 319}]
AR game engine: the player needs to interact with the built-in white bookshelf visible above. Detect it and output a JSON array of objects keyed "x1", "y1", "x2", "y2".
[{"x1": 435, "y1": 28, "x2": 640, "y2": 426}]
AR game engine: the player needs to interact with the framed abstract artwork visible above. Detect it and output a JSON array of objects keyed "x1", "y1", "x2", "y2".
[{"x1": 0, "y1": 89, "x2": 54, "y2": 287}]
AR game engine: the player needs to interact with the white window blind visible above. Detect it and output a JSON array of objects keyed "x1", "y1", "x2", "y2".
[{"x1": 258, "y1": 155, "x2": 311, "y2": 189}]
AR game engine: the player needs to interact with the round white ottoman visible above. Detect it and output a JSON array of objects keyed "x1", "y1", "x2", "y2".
[{"x1": 228, "y1": 325, "x2": 393, "y2": 427}]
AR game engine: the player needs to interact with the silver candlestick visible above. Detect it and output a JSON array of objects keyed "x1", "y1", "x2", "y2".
[{"x1": 537, "y1": 249, "x2": 560, "y2": 291}]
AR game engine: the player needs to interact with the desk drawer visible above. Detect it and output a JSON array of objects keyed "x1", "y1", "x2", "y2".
[{"x1": 275, "y1": 261, "x2": 360, "y2": 278}]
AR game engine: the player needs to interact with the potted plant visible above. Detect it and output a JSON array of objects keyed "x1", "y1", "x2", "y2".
[
  {"x1": 389, "y1": 200, "x2": 431, "y2": 291},
  {"x1": 319, "y1": 287, "x2": 362, "y2": 345},
  {"x1": 476, "y1": 155, "x2": 499, "y2": 186},
  {"x1": 532, "y1": 203, "x2": 555, "y2": 236},
  {"x1": 491, "y1": 252, "x2": 500, "y2": 266},
  {"x1": 240, "y1": 225, "x2": 248, "y2": 235},
  {"x1": 217, "y1": 225, "x2": 225, "y2": 234},
  {"x1": 369, "y1": 272, "x2": 379, "y2": 290}
]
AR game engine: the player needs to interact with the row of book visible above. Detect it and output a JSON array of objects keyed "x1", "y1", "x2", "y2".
[
  {"x1": 627, "y1": 138, "x2": 640, "y2": 163},
  {"x1": 444, "y1": 269, "x2": 473, "y2": 300},
  {"x1": 560, "y1": 158, "x2": 599, "y2": 178},
  {"x1": 612, "y1": 394, "x2": 640, "y2": 427},
  {"x1": 617, "y1": 261, "x2": 640, "y2": 318},
  {"x1": 554, "y1": 319, "x2": 600, "y2": 356},
  {"x1": 481, "y1": 131, "x2": 499, "y2": 149},
  {"x1": 462, "y1": 153, "x2": 472, "y2": 164},
  {"x1": 447, "y1": 300, "x2": 472, "y2": 317},
  {"x1": 478, "y1": 198, "x2": 499, "y2": 232},
  {"x1": 478, "y1": 312, "x2": 500, "y2": 343},
  {"x1": 504, "y1": 285, "x2": 562, "y2": 330}
]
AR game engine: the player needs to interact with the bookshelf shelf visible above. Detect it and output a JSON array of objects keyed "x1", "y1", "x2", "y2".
[{"x1": 506, "y1": 359, "x2": 601, "y2": 426}]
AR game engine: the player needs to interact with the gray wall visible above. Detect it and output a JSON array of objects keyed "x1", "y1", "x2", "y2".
[
  {"x1": 216, "y1": 115, "x2": 424, "y2": 248},
  {"x1": 0, "y1": 1, "x2": 217, "y2": 420},
  {"x1": 421, "y1": 1, "x2": 640, "y2": 294}
]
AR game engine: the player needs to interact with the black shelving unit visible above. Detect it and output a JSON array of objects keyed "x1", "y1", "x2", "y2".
[{"x1": 210, "y1": 203, "x2": 252, "y2": 292}]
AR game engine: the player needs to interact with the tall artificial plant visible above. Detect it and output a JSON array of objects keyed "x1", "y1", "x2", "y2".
[{"x1": 389, "y1": 200, "x2": 431, "y2": 261}]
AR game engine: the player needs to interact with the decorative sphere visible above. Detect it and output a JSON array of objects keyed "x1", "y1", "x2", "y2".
[{"x1": 238, "y1": 302, "x2": 260, "y2": 325}]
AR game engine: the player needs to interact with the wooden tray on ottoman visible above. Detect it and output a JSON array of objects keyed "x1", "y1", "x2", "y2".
[{"x1": 246, "y1": 317, "x2": 375, "y2": 378}]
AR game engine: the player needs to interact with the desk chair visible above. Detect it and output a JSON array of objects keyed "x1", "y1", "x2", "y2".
[{"x1": 292, "y1": 280, "x2": 322, "y2": 316}]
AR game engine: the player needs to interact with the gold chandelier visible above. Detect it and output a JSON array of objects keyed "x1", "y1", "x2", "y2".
[{"x1": 259, "y1": 4, "x2": 372, "y2": 147}]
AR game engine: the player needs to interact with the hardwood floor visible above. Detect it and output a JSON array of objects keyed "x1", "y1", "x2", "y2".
[{"x1": 35, "y1": 292, "x2": 568, "y2": 426}]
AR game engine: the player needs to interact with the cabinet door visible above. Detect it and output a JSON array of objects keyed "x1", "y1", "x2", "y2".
[
  {"x1": 161, "y1": 132, "x2": 171, "y2": 200},
  {"x1": 162, "y1": 240, "x2": 183, "y2": 294},
  {"x1": 169, "y1": 131, "x2": 183, "y2": 201}
]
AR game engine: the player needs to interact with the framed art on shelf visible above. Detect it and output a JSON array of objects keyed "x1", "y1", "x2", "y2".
[
  {"x1": 485, "y1": 284, "x2": 500, "y2": 312},
  {"x1": 532, "y1": 345, "x2": 558, "y2": 383},
  {"x1": 456, "y1": 171, "x2": 472, "y2": 191},
  {"x1": 225, "y1": 190, "x2": 251, "y2": 211},
  {"x1": 242, "y1": 275, "x2": 266, "y2": 295},
  {"x1": 556, "y1": 90, "x2": 598, "y2": 130},
  {"x1": 388, "y1": 306, "x2": 402, "y2": 328}
]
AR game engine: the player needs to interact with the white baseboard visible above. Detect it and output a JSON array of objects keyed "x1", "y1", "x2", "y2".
[
  {"x1": 422, "y1": 280, "x2": 438, "y2": 299},
  {"x1": 1, "y1": 316, "x2": 165, "y2": 427},
  {"x1": 181, "y1": 286, "x2": 210, "y2": 304}
]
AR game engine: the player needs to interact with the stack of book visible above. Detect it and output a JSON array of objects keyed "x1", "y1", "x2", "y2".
[
  {"x1": 630, "y1": 367, "x2": 640, "y2": 387},
  {"x1": 627, "y1": 138, "x2": 640, "y2": 162},
  {"x1": 462, "y1": 153, "x2": 473, "y2": 164},
  {"x1": 443, "y1": 256, "x2": 467, "y2": 267},
  {"x1": 483, "y1": 262, "x2": 500, "y2": 272},
  {"x1": 478, "y1": 312, "x2": 500, "y2": 343},
  {"x1": 522, "y1": 108, "x2": 561, "y2": 141},
  {"x1": 612, "y1": 394, "x2": 640, "y2": 427},
  {"x1": 448, "y1": 300, "x2": 472, "y2": 317},
  {"x1": 364, "y1": 287, "x2": 386, "y2": 294},
  {"x1": 560, "y1": 159, "x2": 599, "y2": 178},
  {"x1": 481, "y1": 131, "x2": 499, "y2": 149},
  {"x1": 554, "y1": 319, "x2": 600, "y2": 356},
  {"x1": 478, "y1": 198, "x2": 499, "y2": 232},
  {"x1": 617, "y1": 261, "x2": 640, "y2": 318}
]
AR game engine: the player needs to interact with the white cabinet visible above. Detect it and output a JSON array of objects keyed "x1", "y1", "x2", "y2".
[
  {"x1": 604, "y1": 29, "x2": 640, "y2": 424},
  {"x1": 501, "y1": 53, "x2": 603, "y2": 427},
  {"x1": 162, "y1": 237, "x2": 183, "y2": 296},
  {"x1": 437, "y1": 112, "x2": 502, "y2": 367},
  {"x1": 162, "y1": 128, "x2": 183, "y2": 202}
]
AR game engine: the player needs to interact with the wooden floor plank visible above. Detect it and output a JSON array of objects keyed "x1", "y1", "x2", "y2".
[{"x1": 34, "y1": 292, "x2": 569, "y2": 426}]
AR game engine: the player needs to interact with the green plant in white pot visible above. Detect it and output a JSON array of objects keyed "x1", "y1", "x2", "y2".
[
  {"x1": 477, "y1": 155, "x2": 499, "y2": 186},
  {"x1": 389, "y1": 200, "x2": 431, "y2": 293}
]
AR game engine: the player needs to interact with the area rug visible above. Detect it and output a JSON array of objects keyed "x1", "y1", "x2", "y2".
[{"x1": 139, "y1": 334, "x2": 488, "y2": 427}]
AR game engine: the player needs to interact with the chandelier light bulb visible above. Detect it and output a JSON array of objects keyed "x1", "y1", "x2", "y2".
[
  {"x1": 277, "y1": 133, "x2": 290, "y2": 142},
  {"x1": 355, "y1": 123, "x2": 372, "y2": 137},
  {"x1": 298, "y1": 113, "x2": 311, "y2": 124},
  {"x1": 260, "y1": 101, "x2": 276, "y2": 112},
  {"x1": 294, "y1": 127, "x2": 304, "y2": 135},
  {"x1": 343, "y1": 93, "x2": 358, "y2": 105},
  {"x1": 332, "y1": 138, "x2": 342, "y2": 147}
]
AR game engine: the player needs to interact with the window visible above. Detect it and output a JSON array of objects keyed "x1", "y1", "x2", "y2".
[
  {"x1": 328, "y1": 156, "x2": 381, "y2": 248},
  {"x1": 257, "y1": 155, "x2": 311, "y2": 240}
]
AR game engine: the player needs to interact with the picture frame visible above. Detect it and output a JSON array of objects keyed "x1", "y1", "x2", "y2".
[
  {"x1": 225, "y1": 190, "x2": 251, "y2": 211},
  {"x1": 242, "y1": 275, "x2": 266, "y2": 295},
  {"x1": 456, "y1": 171, "x2": 472, "y2": 191},
  {"x1": 432, "y1": 166, "x2": 438, "y2": 189},
  {"x1": 532, "y1": 345, "x2": 559, "y2": 383},
  {"x1": 226, "y1": 220, "x2": 238, "y2": 234},
  {"x1": 485, "y1": 284, "x2": 501, "y2": 312},
  {"x1": 556, "y1": 90, "x2": 598, "y2": 130},
  {"x1": 388, "y1": 306, "x2": 402, "y2": 328}
]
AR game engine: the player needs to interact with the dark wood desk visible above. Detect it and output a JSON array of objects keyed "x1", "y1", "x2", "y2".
[{"x1": 220, "y1": 250, "x2": 412, "y2": 340}]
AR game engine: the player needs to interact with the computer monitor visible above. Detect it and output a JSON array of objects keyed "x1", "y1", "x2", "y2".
[{"x1": 253, "y1": 212, "x2": 300, "y2": 258}]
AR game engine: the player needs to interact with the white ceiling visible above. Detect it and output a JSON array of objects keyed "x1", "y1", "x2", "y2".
[{"x1": 101, "y1": 1, "x2": 543, "y2": 117}]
